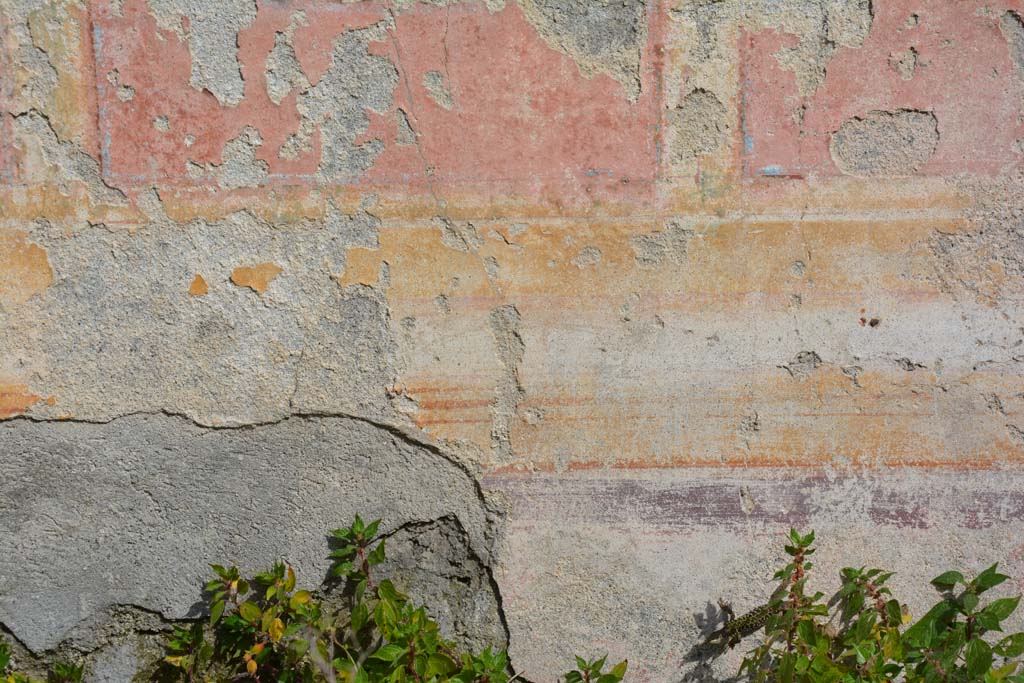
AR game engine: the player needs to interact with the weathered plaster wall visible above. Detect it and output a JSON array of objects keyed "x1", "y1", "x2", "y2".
[{"x1": 2, "y1": 0, "x2": 1024, "y2": 680}]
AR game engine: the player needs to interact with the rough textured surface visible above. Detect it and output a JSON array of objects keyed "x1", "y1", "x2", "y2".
[
  {"x1": 296, "y1": 23, "x2": 398, "y2": 181},
  {"x1": 0, "y1": 414, "x2": 493, "y2": 653},
  {"x1": 830, "y1": 110, "x2": 939, "y2": 177},
  {"x1": 669, "y1": 89, "x2": 728, "y2": 162},
  {"x1": 518, "y1": 0, "x2": 647, "y2": 101},
  {"x1": 145, "y1": 0, "x2": 257, "y2": 106},
  {"x1": 2, "y1": 0, "x2": 1024, "y2": 681},
  {"x1": 380, "y1": 517, "x2": 506, "y2": 654},
  {"x1": 487, "y1": 470, "x2": 1024, "y2": 683}
]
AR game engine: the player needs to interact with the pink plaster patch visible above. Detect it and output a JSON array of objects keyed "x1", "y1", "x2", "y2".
[
  {"x1": 740, "y1": 0, "x2": 1024, "y2": 179},
  {"x1": 92, "y1": 0, "x2": 664, "y2": 202}
]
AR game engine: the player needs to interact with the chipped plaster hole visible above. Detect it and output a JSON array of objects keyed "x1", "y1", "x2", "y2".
[
  {"x1": 395, "y1": 109, "x2": 416, "y2": 146},
  {"x1": 295, "y1": 24, "x2": 399, "y2": 181},
  {"x1": 279, "y1": 133, "x2": 309, "y2": 160},
  {"x1": 484, "y1": 256, "x2": 501, "y2": 280},
  {"x1": 265, "y1": 14, "x2": 310, "y2": 106},
  {"x1": 106, "y1": 69, "x2": 135, "y2": 101},
  {"x1": 629, "y1": 220, "x2": 692, "y2": 267},
  {"x1": 192, "y1": 126, "x2": 269, "y2": 189},
  {"x1": 895, "y1": 357, "x2": 925, "y2": 372},
  {"x1": 830, "y1": 110, "x2": 939, "y2": 177},
  {"x1": 487, "y1": 304, "x2": 525, "y2": 463},
  {"x1": 517, "y1": 0, "x2": 646, "y2": 101},
  {"x1": 439, "y1": 219, "x2": 482, "y2": 253},
  {"x1": 508, "y1": 223, "x2": 528, "y2": 238},
  {"x1": 423, "y1": 70, "x2": 454, "y2": 110},
  {"x1": 669, "y1": 88, "x2": 728, "y2": 162},
  {"x1": 145, "y1": 0, "x2": 257, "y2": 106},
  {"x1": 781, "y1": 351, "x2": 822, "y2": 380},
  {"x1": 889, "y1": 47, "x2": 918, "y2": 80},
  {"x1": 523, "y1": 407, "x2": 546, "y2": 425},
  {"x1": 571, "y1": 246, "x2": 603, "y2": 268},
  {"x1": 153, "y1": 116, "x2": 170, "y2": 132},
  {"x1": 1000, "y1": 11, "x2": 1024, "y2": 76}
]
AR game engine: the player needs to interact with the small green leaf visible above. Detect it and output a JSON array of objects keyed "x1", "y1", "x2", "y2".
[
  {"x1": 967, "y1": 639, "x2": 994, "y2": 678},
  {"x1": 209, "y1": 600, "x2": 224, "y2": 625},
  {"x1": 238, "y1": 601, "x2": 261, "y2": 625},
  {"x1": 796, "y1": 620, "x2": 817, "y2": 646},
  {"x1": 427, "y1": 654, "x2": 458, "y2": 677},
  {"x1": 931, "y1": 571, "x2": 964, "y2": 589},
  {"x1": 371, "y1": 644, "x2": 408, "y2": 663},
  {"x1": 289, "y1": 590, "x2": 312, "y2": 610},
  {"x1": 779, "y1": 652, "x2": 795, "y2": 683},
  {"x1": 964, "y1": 592, "x2": 980, "y2": 613},
  {"x1": 364, "y1": 519, "x2": 381, "y2": 539},
  {"x1": 984, "y1": 597, "x2": 1021, "y2": 621},
  {"x1": 975, "y1": 564, "x2": 1010, "y2": 593},
  {"x1": 886, "y1": 599, "x2": 902, "y2": 625},
  {"x1": 377, "y1": 579, "x2": 405, "y2": 603},
  {"x1": 367, "y1": 540, "x2": 386, "y2": 566},
  {"x1": 996, "y1": 634, "x2": 1024, "y2": 658}
]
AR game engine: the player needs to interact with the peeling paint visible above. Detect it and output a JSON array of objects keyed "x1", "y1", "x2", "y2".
[
  {"x1": 230, "y1": 262, "x2": 282, "y2": 294},
  {"x1": 188, "y1": 273, "x2": 208, "y2": 295},
  {"x1": 0, "y1": 231, "x2": 53, "y2": 307}
]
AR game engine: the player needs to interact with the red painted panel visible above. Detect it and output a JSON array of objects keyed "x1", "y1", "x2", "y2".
[
  {"x1": 740, "y1": 0, "x2": 1024, "y2": 179},
  {"x1": 92, "y1": 0, "x2": 664, "y2": 201}
]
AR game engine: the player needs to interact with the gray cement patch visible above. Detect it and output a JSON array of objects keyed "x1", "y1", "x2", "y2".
[{"x1": 0, "y1": 414, "x2": 493, "y2": 653}]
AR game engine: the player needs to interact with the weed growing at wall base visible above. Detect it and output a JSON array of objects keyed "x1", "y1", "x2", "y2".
[
  {"x1": 732, "y1": 530, "x2": 1024, "y2": 683},
  {"x1": 3, "y1": 524, "x2": 1021, "y2": 682},
  {"x1": 1, "y1": 516, "x2": 627, "y2": 683}
]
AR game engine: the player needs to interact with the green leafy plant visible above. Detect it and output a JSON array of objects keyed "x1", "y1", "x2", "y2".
[
  {"x1": 564, "y1": 655, "x2": 628, "y2": 683},
  {"x1": 159, "y1": 515, "x2": 627, "y2": 683},
  {"x1": 1, "y1": 641, "x2": 83, "y2": 683},
  {"x1": 738, "y1": 529, "x2": 1024, "y2": 683},
  {"x1": 1, "y1": 516, "x2": 625, "y2": 683}
]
